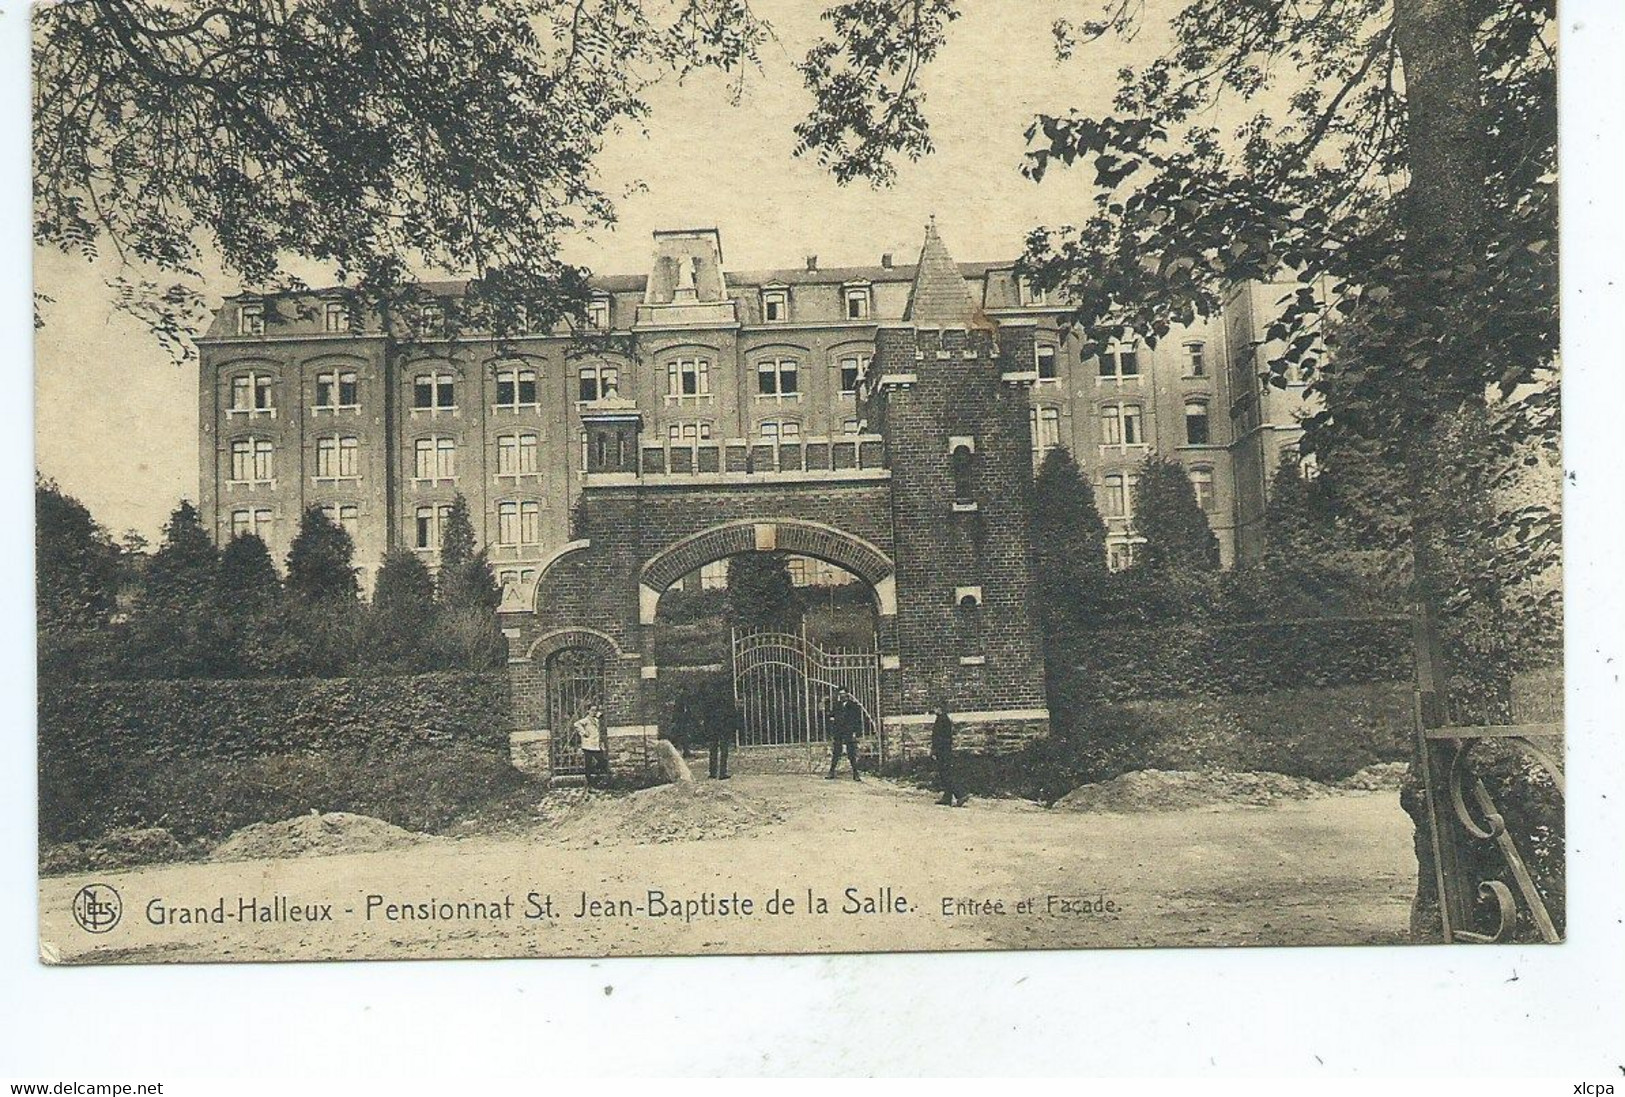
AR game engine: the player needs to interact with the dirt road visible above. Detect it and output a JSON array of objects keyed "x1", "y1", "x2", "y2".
[{"x1": 40, "y1": 776, "x2": 1418, "y2": 963}]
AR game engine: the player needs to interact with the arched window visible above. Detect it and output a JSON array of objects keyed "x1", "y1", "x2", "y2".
[
  {"x1": 577, "y1": 364, "x2": 618, "y2": 402},
  {"x1": 229, "y1": 371, "x2": 275, "y2": 414},
  {"x1": 229, "y1": 438, "x2": 275, "y2": 483},
  {"x1": 1188, "y1": 467, "x2": 1215, "y2": 512},
  {"x1": 496, "y1": 367, "x2": 539, "y2": 408},
  {"x1": 414, "y1": 436, "x2": 456, "y2": 481},
  {"x1": 1184, "y1": 399, "x2": 1211, "y2": 445},
  {"x1": 413, "y1": 372, "x2": 456, "y2": 411},
  {"x1": 314, "y1": 369, "x2": 359, "y2": 410},
  {"x1": 315, "y1": 435, "x2": 359, "y2": 479},
  {"x1": 1030, "y1": 406, "x2": 1061, "y2": 465},
  {"x1": 756, "y1": 357, "x2": 799, "y2": 397},
  {"x1": 1100, "y1": 402, "x2": 1144, "y2": 446},
  {"x1": 1036, "y1": 344, "x2": 1059, "y2": 380},
  {"x1": 496, "y1": 432, "x2": 540, "y2": 476},
  {"x1": 950, "y1": 443, "x2": 975, "y2": 505},
  {"x1": 1184, "y1": 340, "x2": 1207, "y2": 377}
]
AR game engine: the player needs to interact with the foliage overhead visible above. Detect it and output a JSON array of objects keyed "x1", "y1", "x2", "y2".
[{"x1": 33, "y1": 0, "x2": 771, "y2": 356}]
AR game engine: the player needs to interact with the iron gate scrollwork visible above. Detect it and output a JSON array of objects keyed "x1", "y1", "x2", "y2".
[
  {"x1": 731, "y1": 628, "x2": 883, "y2": 770},
  {"x1": 546, "y1": 647, "x2": 606, "y2": 776}
]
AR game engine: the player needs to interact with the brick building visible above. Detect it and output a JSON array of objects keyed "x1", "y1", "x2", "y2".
[{"x1": 196, "y1": 224, "x2": 1305, "y2": 601}]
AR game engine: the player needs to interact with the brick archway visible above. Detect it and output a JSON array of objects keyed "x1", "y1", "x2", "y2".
[{"x1": 636, "y1": 518, "x2": 896, "y2": 624}]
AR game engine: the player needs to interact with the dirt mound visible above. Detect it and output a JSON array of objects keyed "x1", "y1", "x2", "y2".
[
  {"x1": 550, "y1": 782, "x2": 783, "y2": 846},
  {"x1": 212, "y1": 811, "x2": 426, "y2": 862},
  {"x1": 1336, "y1": 762, "x2": 1410, "y2": 791},
  {"x1": 1053, "y1": 769, "x2": 1333, "y2": 813}
]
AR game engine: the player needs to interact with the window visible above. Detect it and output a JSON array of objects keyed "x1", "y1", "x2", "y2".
[
  {"x1": 1018, "y1": 276, "x2": 1047, "y2": 306},
  {"x1": 496, "y1": 433, "x2": 539, "y2": 476},
  {"x1": 1184, "y1": 400, "x2": 1211, "y2": 445},
  {"x1": 950, "y1": 443, "x2": 975, "y2": 505},
  {"x1": 1101, "y1": 403, "x2": 1144, "y2": 446},
  {"x1": 230, "y1": 372, "x2": 275, "y2": 413},
  {"x1": 319, "y1": 504, "x2": 360, "y2": 540},
  {"x1": 1098, "y1": 342, "x2": 1140, "y2": 379},
  {"x1": 420, "y1": 303, "x2": 445, "y2": 338},
  {"x1": 577, "y1": 364, "x2": 618, "y2": 403},
  {"x1": 1101, "y1": 472, "x2": 1141, "y2": 519},
  {"x1": 587, "y1": 297, "x2": 611, "y2": 331},
  {"x1": 665, "y1": 357, "x2": 711, "y2": 399},
  {"x1": 667, "y1": 422, "x2": 713, "y2": 446},
  {"x1": 756, "y1": 357, "x2": 799, "y2": 397},
  {"x1": 238, "y1": 303, "x2": 264, "y2": 336},
  {"x1": 1189, "y1": 468, "x2": 1215, "y2": 512},
  {"x1": 413, "y1": 373, "x2": 456, "y2": 411},
  {"x1": 414, "y1": 504, "x2": 454, "y2": 550},
  {"x1": 838, "y1": 353, "x2": 870, "y2": 395},
  {"x1": 1107, "y1": 540, "x2": 1136, "y2": 572},
  {"x1": 315, "y1": 435, "x2": 359, "y2": 479},
  {"x1": 762, "y1": 290, "x2": 788, "y2": 322},
  {"x1": 843, "y1": 286, "x2": 871, "y2": 320},
  {"x1": 229, "y1": 438, "x2": 275, "y2": 483},
  {"x1": 495, "y1": 367, "x2": 539, "y2": 409},
  {"x1": 414, "y1": 436, "x2": 456, "y2": 480},
  {"x1": 1030, "y1": 406, "x2": 1061, "y2": 465},
  {"x1": 314, "y1": 371, "x2": 359, "y2": 409},
  {"x1": 497, "y1": 501, "x2": 542, "y2": 546},
  {"x1": 1184, "y1": 341, "x2": 1207, "y2": 376},
  {"x1": 323, "y1": 301, "x2": 349, "y2": 333},
  {"x1": 1036, "y1": 345, "x2": 1059, "y2": 381},
  {"x1": 841, "y1": 418, "x2": 862, "y2": 434},
  {"x1": 230, "y1": 509, "x2": 273, "y2": 541},
  {"x1": 759, "y1": 420, "x2": 801, "y2": 445}
]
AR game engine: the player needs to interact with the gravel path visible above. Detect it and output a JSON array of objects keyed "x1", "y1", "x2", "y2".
[{"x1": 39, "y1": 775, "x2": 1418, "y2": 964}]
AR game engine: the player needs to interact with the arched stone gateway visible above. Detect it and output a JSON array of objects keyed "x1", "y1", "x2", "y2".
[{"x1": 500, "y1": 223, "x2": 1052, "y2": 781}]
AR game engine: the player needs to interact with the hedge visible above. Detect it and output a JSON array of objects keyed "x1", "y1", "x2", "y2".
[
  {"x1": 39, "y1": 671, "x2": 510, "y2": 767},
  {"x1": 1048, "y1": 617, "x2": 1413, "y2": 703}
]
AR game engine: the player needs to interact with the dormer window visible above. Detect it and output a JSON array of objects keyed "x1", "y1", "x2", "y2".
[
  {"x1": 762, "y1": 289, "x2": 789, "y2": 323},
  {"x1": 1184, "y1": 340, "x2": 1207, "y2": 377},
  {"x1": 843, "y1": 285, "x2": 871, "y2": 320},
  {"x1": 587, "y1": 297, "x2": 611, "y2": 331},
  {"x1": 238, "y1": 302, "x2": 264, "y2": 336},
  {"x1": 323, "y1": 301, "x2": 349, "y2": 333},
  {"x1": 420, "y1": 303, "x2": 445, "y2": 338},
  {"x1": 1018, "y1": 277, "x2": 1047, "y2": 307}
]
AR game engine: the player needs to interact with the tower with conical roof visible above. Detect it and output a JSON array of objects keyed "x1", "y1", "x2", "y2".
[{"x1": 862, "y1": 220, "x2": 1051, "y2": 752}]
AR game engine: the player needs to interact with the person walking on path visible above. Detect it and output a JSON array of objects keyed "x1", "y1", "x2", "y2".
[
  {"x1": 707, "y1": 683, "x2": 736, "y2": 780},
  {"x1": 826, "y1": 687, "x2": 864, "y2": 781},
  {"x1": 930, "y1": 703, "x2": 968, "y2": 806},
  {"x1": 576, "y1": 704, "x2": 609, "y2": 788}
]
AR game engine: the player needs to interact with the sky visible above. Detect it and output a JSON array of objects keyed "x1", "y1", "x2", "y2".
[{"x1": 33, "y1": 0, "x2": 1170, "y2": 540}]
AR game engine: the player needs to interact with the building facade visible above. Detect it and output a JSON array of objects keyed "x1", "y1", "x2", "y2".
[{"x1": 196, "y1": 226, "x2": 1305, "y2": 603}]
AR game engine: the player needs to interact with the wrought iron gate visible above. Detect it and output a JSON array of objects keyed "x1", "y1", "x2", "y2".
[
  {"x1": 731, "y1": 628, "x2": 882, "y2": 769},
  {"x1": 546, "y1": 647, "x2": 605, "y2": 776}
]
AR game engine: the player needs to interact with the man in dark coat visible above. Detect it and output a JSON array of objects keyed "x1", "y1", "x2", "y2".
[
  {"x1": 707, "y1": 685, "x2": 736, "y2": 780},
  {"x1": 931, "y1": 703, "x2": 967, "y2": 806},
  {"x1": 826, "y1": 687, "x2": 864, "y2": 781}
]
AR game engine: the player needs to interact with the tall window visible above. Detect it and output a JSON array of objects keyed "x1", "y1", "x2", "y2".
[
  {"x1": 756, "y1": 357, "x2": 799, "y2": 396},
  {"x1": 1100, "y1": 403, "x2": 1144, "y2": 446},
  {"x1": 237, "y1": 302, "x2": 264, "y2": 335},
  {"x1": 414, "y1": 504, "x2": 453, "y2": 550},
  {"x1": 315, "y1": 436, "x2": 359, "y2": 479},
  {"x1": 497, "y1": 501, "x2": 542, "y2": 546},
  {"x1": 230, "y1": 372, "x2": 275, "y2": 413},
  {"x1": 1018, "y1": 277, "x2": 1047, "y2": 306},
  {"x1": 495, "y1": 367, "x2": 538, "y2": 408},
  {"x1": 950, "y1": 443, "x2": 975, "y2": 505},
  {"x1": 314, "y1": 370, "x2": 359, "y2": 409},
  {"x1": 1101, "y1": 472, "x2": 1141, "y2": 518},
  {"x1": 230, "y1": 508, "x2": 274, "y2": 541},
  {"x1": 414, "y1": 436, "x2": 456, "y2": 480},
  {"x1": 1184, "y1": 400, "x2": 1211, "y2": 445},
  {"x1": 1189, "y1": 468, "x2": 1215, "y2": 512},
  {"x1": 843, "y1": 286, "x2": 871, "y2": 320},
  {"x1": 229, "y1": 438, "x2": 275, "y2": 483},
  {"x1": 1036, "y1": 344, "x2": 1059, "y2": 380},
  {"x1": 1184, "y1": 341, "x2": 1207, "y2": 376},
  {"x1": 587, "y1": 297, "x2": 611, "y2": 330},
  {"x1": 577, "y1": 364, "x2": 618, "y2": 402},
  {"x1": 762, "y1": 290, "x2": 788, "y2": 322},
  {"x1": 319, "y1": 504, "x2": 360, "y2": 540},
  {"x1": 666, "y1": 357, "x2": 711, "y2": 398},
  {"x1": 323, "y1": 301, "x2": 349, "y2": 333},
  {"x1": 667, "y1": 422, "x2": 712, "y2": 446},
  {"x1": 1098, "y1": 342, "x2": 1140, "y2": 379},
  {"x1": 413, "y1": 373, "x2": 456, "y2": 411},
  {"x1": 1030, "y1": 406, "x2": 1061, "y2": 465},
  {"x1": 420, "y1": 303, "x2": 445, "y2": 337},
  {"x1": 496, "y1": 433, "x2": 539, "y2": 476},
  {"x1": 838, "y1": 353, "x2": 870, "y2": 395}
]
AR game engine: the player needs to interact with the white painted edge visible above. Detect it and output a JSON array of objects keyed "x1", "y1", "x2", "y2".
[{"x1": 885, "y1": 708, "x2": 1049, "y2": 725}]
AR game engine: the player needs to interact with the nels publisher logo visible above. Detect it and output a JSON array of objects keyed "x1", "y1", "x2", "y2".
[{"x1": 72, "y1": 883, "x2": 122, "y2": 934}]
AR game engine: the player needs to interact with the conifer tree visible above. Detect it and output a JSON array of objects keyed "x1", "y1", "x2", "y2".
[
  {"x1": 436, "y1": 494, "x2": 501, "y2": 611},
  {"x1": 727, "y1": 552, "x2": 804, "y2": 631},
  {"x1": 1131, "y1": 456, "x2": 1219, "y2": 572},
  {"x1": 219, "y1": 533, "x2": 280, "y2": 612},
  {"x1": 128, "y1": 499, "x2": 221, "y2": 676},
  {"x1": 1031, "y1": 446, "x2": 1109, "y2": 630},
  {"x1": 285, "y1": 507, "x2": 357, "y2": 603}
]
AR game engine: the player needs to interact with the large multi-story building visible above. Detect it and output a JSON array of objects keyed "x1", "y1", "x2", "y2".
[{"x1": 197, "y1": 226, "x2": 1306, "y2": 604}]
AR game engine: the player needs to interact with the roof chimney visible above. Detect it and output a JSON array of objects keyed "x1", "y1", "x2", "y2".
[
  {"x1": 805, "y1": 255, "x2": 818, "y2": 271},
  {"x1": 881, "y1": 253, "x2": 894, "y2": 269}
]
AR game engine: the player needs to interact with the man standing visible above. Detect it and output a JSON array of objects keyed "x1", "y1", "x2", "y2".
[
  {"x1": 575, "y1": 704, "x2": 608, "y2": 788},
  {"x1": 826, "y1": 687, "x2": 864, "y2": 781},
  {"x1": 930, "y1": 702, "x2": 967, "y2": 806},
  {"x1": 707, "y1": 683, "x2": 736, "y2": 780}
]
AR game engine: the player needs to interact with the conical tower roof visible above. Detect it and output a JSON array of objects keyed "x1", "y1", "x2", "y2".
[{"x1": 903, "y1": 218, "x2": 981, "y2": 327}]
